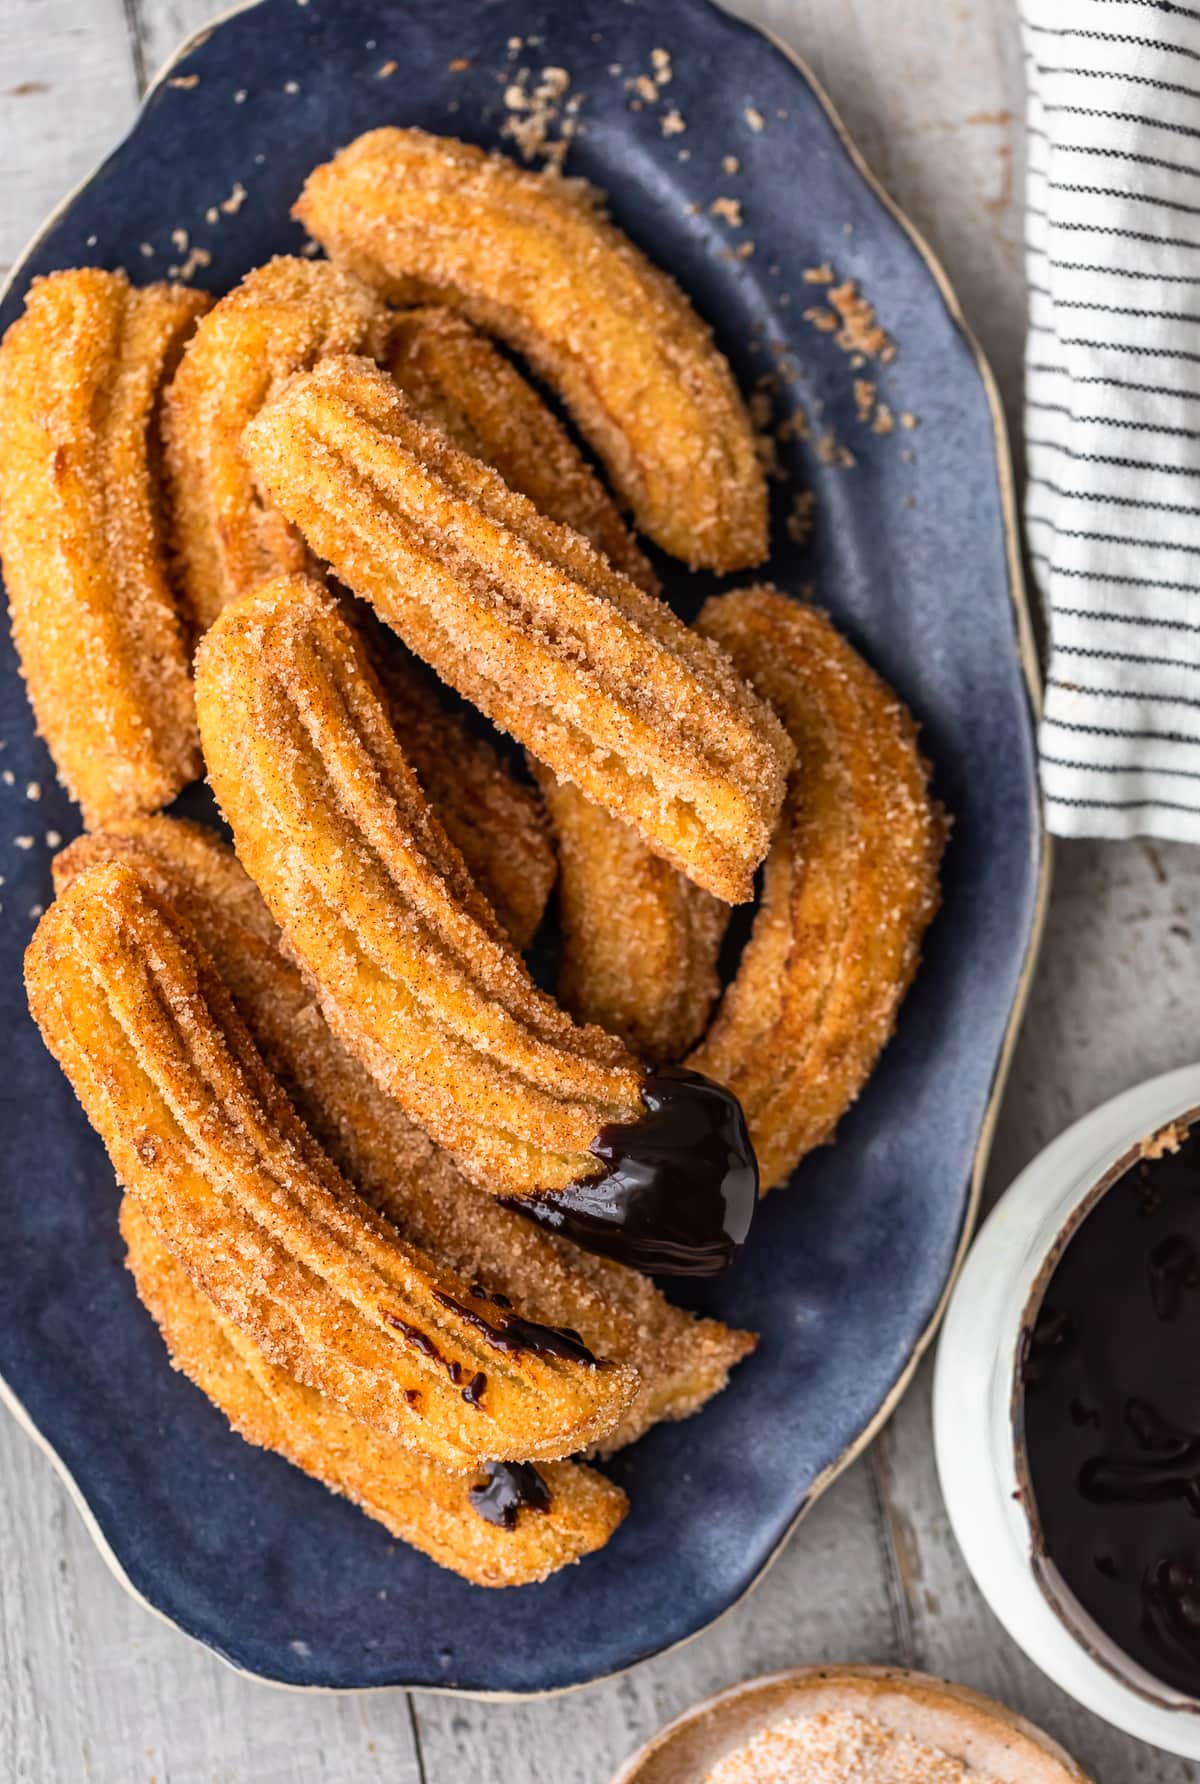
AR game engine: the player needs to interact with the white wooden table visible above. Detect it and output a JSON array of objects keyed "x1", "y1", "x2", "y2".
[{"x1": 0, "y1": 4, "x2": 1190, "y2": 1779}]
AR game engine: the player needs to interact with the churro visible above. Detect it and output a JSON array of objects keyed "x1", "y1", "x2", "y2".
[
  {"x1": 163, "y1": 256, "x2": 391, "y2": 636},
  {"x1": 196, "y1": 575, "x2": 758, "y2": 1272},
  {"x1": 387, "y1": 305, "x2": 658, "y2": 593},
  {"x1": 384, "y1": 306, "x2": 722, "y2": 1053},
  {"x1": 242, "y1": 356, "x2": 791, "y2": 901},
  {"x1": 27, "y1": 861, "x2": 636, "y2": 1464},
  {"x1": 539, "y1": 772, "x2": 729, "y2": 1064},
  {"x1": 56, "y1": 818, "x2": 755, "y2": 1450},
  {"x1": 689, "y1": 589, "x2": 944, "y2": 1190},
  {"x1": 121, "y1": 1196, "x2": 627, "y2": 1586},
  {"x1": 296, "y1": 128, "x2": 767, "y2": 570},
  {"x1": 367, "y1": 636, "x2": 554, "y2": 949},
  {"x1": 0, "y1": 268, "x2": 207, "y2": 827}
]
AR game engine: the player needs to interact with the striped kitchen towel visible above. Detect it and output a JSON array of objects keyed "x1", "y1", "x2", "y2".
[{"x1": 1022, "y1": 0, "x2": 1200, "y2": 842}]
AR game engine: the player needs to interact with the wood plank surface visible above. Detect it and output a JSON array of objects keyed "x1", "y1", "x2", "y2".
[{"x1": 0, "y1": 2, "x2": 1179, "y2": 1781}]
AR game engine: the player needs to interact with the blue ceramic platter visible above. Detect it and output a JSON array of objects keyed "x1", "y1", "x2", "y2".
[{"x1": 0, "y1": 0, "x2": 1043, "y2": 1694}]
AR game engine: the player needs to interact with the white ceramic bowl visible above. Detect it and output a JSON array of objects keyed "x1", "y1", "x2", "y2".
[{"x1": 934, "y1": 1063, "x2": 1200, "y2": 1758}]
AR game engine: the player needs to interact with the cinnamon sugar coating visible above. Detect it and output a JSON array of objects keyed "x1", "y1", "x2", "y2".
[
  {"x1": 689, "y1": 589, "x2": 945, "y2": 1191},
  {"x1": 26, "y1": 861, "x2": 635, "y2": 1465},
  {"x1": 195, "y1": 575, "x2": 650, "y2": 1196},
  {"x1": 388, "y1": 305, "x2": 658, "y2": 593},
  {"x1": 242, "y1": 356, "x2": 791, "y2": 901},
  {"x1": 55, "y1": 817, "x2": 754, "y2": 1455},
  {"x1": 296, "y1": 128, "x2": 767, "y2": 570},
  {"x1": 163, "y1": 255, "x2": 391, "y2": 636},
  {"x1": 0, "y1": 268, "x2": 207, "y2": 827},
  {"x1": 121, "y1": 1196, "x2": 627, "y2": 1587}
]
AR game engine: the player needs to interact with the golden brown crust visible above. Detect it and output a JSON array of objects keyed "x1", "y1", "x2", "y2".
[
  {"x1": 242, "y1": 356, "x2": 791, "y2": 901},
  {"x1": 121, "y1": 1196, "x2": 627, "y2": 1587},
  {"x1": 382, "y1": 309, "x2": 722, "y2": 1058},
  {"x1": 367, "y1": 636, "x2": 555, "y2": 949},
  {"x1": 387, "y1": 305, "x2": 658, "y2": 593},
  {"x1": 689, "y1": 588, "x2": 945, "y2": 1191},
  {"x1": 296, "y1": 130, "x2": 767, "y2": 570},
  {"x1": 538, "y1": 771, "x2": 730, "y2": 1065},
  {"x1": 26, "y1": 860, "x2": 636, "y2": 1464},
  {"x1": 195, "y1": 574, "x2": 649, "y2": 1196},
  {"x1": 162, "y1": 256, "x2": 391, "y2": 636},
  {"x1": 55, "y1": 818, "x2": 754, "y2": 1453},
  {"x1": 0, "y1": 268, "x2": 207, "y2": 827}
]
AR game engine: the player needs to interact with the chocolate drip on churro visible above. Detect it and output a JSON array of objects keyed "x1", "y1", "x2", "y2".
[
  {"x1": 469, "y1": 1461, "x2": 552, "y2": 1530},
  {"x1": 511, "y1": 1067, "x2": 758, "y2": 1277}
]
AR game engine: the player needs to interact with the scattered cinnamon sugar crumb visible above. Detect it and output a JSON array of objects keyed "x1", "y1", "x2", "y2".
[
  {"x1": 817, "y1": 428, "x2": 856, "y2": 469},
  {"x1": 168, "y1": 245, "x2": 212, "y2": 281},
  {"x1": 745, "y1": 106, "x2": 765, "y2": 131},
  {"x1": 830, "y1": 279, "x2": 895, "y2": 359},
  {"x1": 1, "y1": 771, "x2": 12, "y2": 787},
  {"x1": 873, "y1": 402, "x2": 896, "y2": 435},
  {"x1": 219, "y1": 181, "x2": 247, "y2": 215},
  {"x1": 284, "y1": 80, "x2": 300, "y2": 95},
  {"x1": 629, "y1": 73, "x2": 657, "y2": 102},
  {"x1": 723, "y1": 155, "x2": 740, "y2": 175},
  {"x1": 804, "y1": 306, "x2": 838, "y2": 334},
  {"x1": 710, "y1": 196, "x2": 743, "y2": 226},
  {"x1": 660, "y1": 108, "x2": 686, "y2": 136},
  {"x1": 168, "y1": 74, "x2": 199, "y2": 90},
  {"x1": 170, "y1": 228, "x2": 188, "y2": 253},
  {"x1": 651, "y1": 48, "x2": 672, "y2": 84},
  {"x1": 854, "y1": 378, "x2": 875, "y2": 424},
  {"x1": 703, "y1": 1708, "x2": 1006, "y2": 1783},
  {"x1": 449, "y1": 56, "x2": 471, "y2": 72},
  {"x1": 786, "y1": 489, "x2": 816, "y2": 545},
  {"x1": 14, "y1": 835, "x2": 33, "y2": 850},
  {"x1": 45, "y1": 829, "x2": 61, "y2": 850},
  {"x1": 901, "y1": 411, "x2": 919, "y2": 430},
  {"x1": 139, "y1": 242, "x2": 154, "y2": 257},
  {"x1": 377, "y1": 59, "x2": 398, "y2": 78},
  {"x1": 803, "y1": 263, "x2": 835, "y2": 285},
  {"x1": 502, "y1": 65, "x2": 579, "y2": 168},
  {"x1": 24, "y1": 781, "x2": 40, "y2": 801}
]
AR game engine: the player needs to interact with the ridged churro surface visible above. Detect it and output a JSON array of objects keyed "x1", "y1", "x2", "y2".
[
  {"x1": 0, "y1": 268, "x2": 206, "y2": 827},
  {"x1": 690, "y1": 589, "x2": 945, "y2": 1190},
  {"x1": 26, "y1": 861, "x2": 635, "y2": 1464},
  {"x1": 56, "y1": 818, "x2": 754, "y2": 1453},
  {"x1": 368, "y1": 637, "x2": 555, "y2": 949},
  {"x1": 539, "y1": 772, "x2": 729, "y2": 1065},
  {"x1": 163, "y1": 256, "x2": 391, "y2": 635},
  {"x1": 388, "y1": 306, "x2": 658, "y2": 593},
  {"x1": 243, "y1": 356, "x2": 791, "y2": 900},
  {"x1": 122, "y1": 1196, "x2": 627, "y2": 1586},
  {"x1": 382, "y1": 306, "x2": 723, "y2": 1053},
  {"x1": 195, "y1": 574, "x2": 651, "y2": 1195},
  {"x1": 296, "y1": 129, "x2": 767, "y2": 570}
]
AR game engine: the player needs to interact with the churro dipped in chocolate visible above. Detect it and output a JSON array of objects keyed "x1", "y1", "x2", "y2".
[
  {"x1": 0, "y1": 269, "x2": 207, "y2": 827},
  {"x1": 163, "y1": 256, "x2": 391, "y2": 636},
  {"x1": 26, "y1": 861, "x2": 636, "y2": 1464},
  {"x1": 121, "y1": 1196, "x2": 627, "y2": 1586},
  {"x1": 242, "y1": 355, "x2": 791, "y2": 901},
  {"x1": 387, "y1": 305, "x2": 658, "y2": 594},
  {"x1": 195, "y1": 576, "x2": 758, "y2": 1272},
  {"x1": 295, "y1": 128, "x2": 767, "y2": 571},
  {"x1": 56, "y1": 819, "x2": 755, "y2": 1449},
  {"x1": 689, "y1": 588, "x2": 945, "y2": 1191}
]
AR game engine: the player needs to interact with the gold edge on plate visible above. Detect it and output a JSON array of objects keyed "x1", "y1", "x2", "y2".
[{"x1": 0, "y1": 0, "x2": 1049, "y2": 1702}]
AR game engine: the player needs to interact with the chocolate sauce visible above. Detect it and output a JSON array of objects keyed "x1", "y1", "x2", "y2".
[
  {"x1": 461, "y1": 1371, "x2": 487, "y2": 1409},
  {"x1": 508, "y1": 1066, "x2": 757, "y2": 1276},
  {"x1": 435, "y1": 1288, "x2": 599, "y2": 1366},
  {"x1": 1022, "y1": 1124, "x2": 1200, "y2": 1696},
  {"x1": 468, "y1": 1461, "x2": 551, "y2": 1529}
]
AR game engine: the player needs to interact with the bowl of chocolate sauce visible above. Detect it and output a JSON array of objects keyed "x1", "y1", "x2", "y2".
[{"x1": 934, "y1": 1064, "x2": 1200, "y2": 1759}]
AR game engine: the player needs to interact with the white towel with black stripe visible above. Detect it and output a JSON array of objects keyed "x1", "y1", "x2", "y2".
[{"x1": 1022, "y1": 0, "x2": 1200, "y2": 842}]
